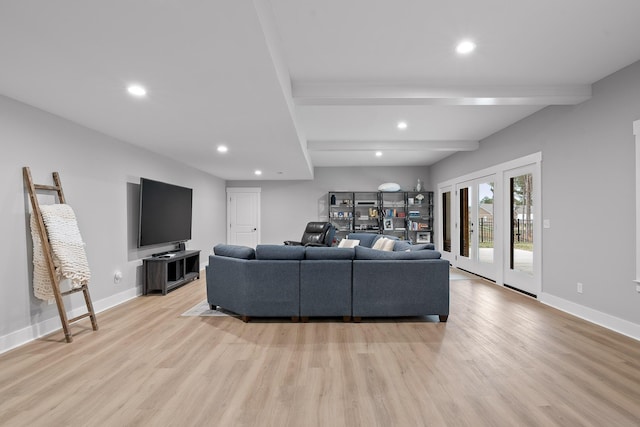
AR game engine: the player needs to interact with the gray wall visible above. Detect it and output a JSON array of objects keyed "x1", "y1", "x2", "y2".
[
  {"x1": 4, "y1": 56, "x2": 639, "y2": 348},
  {"x1": 228, "y1": 166, "x2": 428, "y2": 245},
  {"x1": 430, "y1": 60, "x2": 640, "y2": 328},
  {"x1": 0, "y1": 95, "x2": 227, "y2": 350}
]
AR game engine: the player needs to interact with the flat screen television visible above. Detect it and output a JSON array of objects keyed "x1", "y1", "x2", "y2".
[{"x1": 138, "y1": 178, "x2": 193, "y2": 248}]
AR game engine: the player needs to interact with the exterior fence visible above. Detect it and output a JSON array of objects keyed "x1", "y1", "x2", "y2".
[
  {"x1": 513, "y1": 219, "x2": 533, "y2": 243},
  {"x1": 478, "y1": 217, "x2": 494, "y2": 243},
  {"x1": 478, "y1": 218, "x2": 533, "y2": 243}
]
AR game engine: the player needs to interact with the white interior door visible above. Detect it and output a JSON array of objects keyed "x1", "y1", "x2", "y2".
[{"x1": 227, "y1": 188, "x2": 261, "y2": 247}]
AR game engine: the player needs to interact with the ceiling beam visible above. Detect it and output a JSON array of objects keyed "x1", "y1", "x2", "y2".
[
  {"x1": 293, "y1": 83, "x2": 592, "y2": 106},
  {"x1": 307, "y1": 140, "x2": 479, "y2": 152}
]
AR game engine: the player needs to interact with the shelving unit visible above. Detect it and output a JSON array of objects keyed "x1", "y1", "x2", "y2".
[
  {"x1": 380, "y1": 190, "x2": 407, "y2": 239},
  {"x1": 328, "y1": 191, "x2": 354, "y2": 242},
  {"x1": 406, "y1": 191, "x2": 434, "y2": 244},
  {"x1": 328, "y1": 190, "x2": 434, "y2": 243},
  {"x1": 143, "y1": 250, "x2": 200, "y2": 295},
  {"x1": 353, "y1": 191, "x2": 380, "y2": 234}
]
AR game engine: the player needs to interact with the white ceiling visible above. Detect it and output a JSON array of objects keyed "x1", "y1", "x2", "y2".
[{"x1": 1, "y1": 1, "x2": 640, "y2": 180}]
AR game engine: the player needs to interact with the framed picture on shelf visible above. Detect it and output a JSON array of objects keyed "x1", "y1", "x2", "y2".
[
  {"x1": 416, "y1": 232, "x2": 431, "y2": 243},
  {"x1": 383, "y1": 219, "x2": 394, "y2": 230}
]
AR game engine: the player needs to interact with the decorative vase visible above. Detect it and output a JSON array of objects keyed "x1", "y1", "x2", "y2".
[{"x1": 415, "y1": 179, "x2": 423, "y2": 192}]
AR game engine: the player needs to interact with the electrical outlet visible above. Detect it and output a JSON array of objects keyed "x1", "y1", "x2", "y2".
[{"x1": 577, "y1": 282, "x2": 583, "y2": 294}]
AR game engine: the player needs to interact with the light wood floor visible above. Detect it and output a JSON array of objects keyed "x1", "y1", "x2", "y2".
[{"x1": 1, "y1": 271, "x2": 639, "y2": 427}]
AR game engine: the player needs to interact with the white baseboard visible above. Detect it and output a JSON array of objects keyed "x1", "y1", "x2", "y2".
[
  {"x1": 539, "y1": 292, "x2": 640, "y2": 341},
  {"x1": 0, "y1": 286, "x2": 141, "y2": 355}
]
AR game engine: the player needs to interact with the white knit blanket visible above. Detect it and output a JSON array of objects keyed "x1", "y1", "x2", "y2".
[{"x1": 30, "y1": 204, "x2": 91, "y2": 301}]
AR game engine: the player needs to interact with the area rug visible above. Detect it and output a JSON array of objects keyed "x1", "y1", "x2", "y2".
[{"x1": 181, "y1": 300, "x2": 233, "y2": 317}]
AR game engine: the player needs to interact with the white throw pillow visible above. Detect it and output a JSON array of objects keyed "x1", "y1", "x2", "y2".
[
  {"x1": 372, "y1": 237, "x2": 395, "y2": 251},
  {"x1": 382, "y1": 238, "x2": 396, "y2": 251},
  {"x1": 372, "y1": 237, "x2": 386, "y2": 250},
  {"x1": 338, "y1": 239, "x2": 360, "y2": 248}
]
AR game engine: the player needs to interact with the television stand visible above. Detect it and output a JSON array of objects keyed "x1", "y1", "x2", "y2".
[{"x1": 143, "y1": 250, "x2": 200, "y2": 295}]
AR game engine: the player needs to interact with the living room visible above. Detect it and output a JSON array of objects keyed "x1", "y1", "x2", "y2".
[{"x1": 1, "y1": 2, "x2": 640, "y2": 425}]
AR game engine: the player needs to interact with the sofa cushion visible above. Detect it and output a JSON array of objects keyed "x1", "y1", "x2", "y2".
[
  {"x1": 393, "y1": 240, "x2": 411, "y2": 251},
  {"x1": 213, "y1": 244, "x2": 256, "y2": 259},
  {"x1": 255, "y1": 244, "x2": 305, "y2": 260},
  {"x1": 355, "y1": 245, "x2": 442, "y2": 260},
  {"x1": 305, "y1": 247, "x2": 355, "y2": 260},
  {"x1": 393, "y1": 241, "x2": 435, "y2": 251}
]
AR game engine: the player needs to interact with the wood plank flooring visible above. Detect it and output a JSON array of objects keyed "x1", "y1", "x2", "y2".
[{"x1": 1, "y1": 270, "x2": 639, "y2": 426}]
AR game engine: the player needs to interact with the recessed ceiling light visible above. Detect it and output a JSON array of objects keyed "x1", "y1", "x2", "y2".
[
  {"x1": 217, "y1": 145, "x2": 228, "y2": 153},
  {"x1": 397, "y1": 121, "x2": 408, "y2": 130},
  {"x1": 456, "y1": 40, "x2": 476, "y2": 55},
  {"x1": 127, "y1": 84, "x2": 147, "y2": 97},
  {"x1": 375, "y1": 151, "x2": 383, "y2": 157},
  {"x1": 254, "y1": 170, "x2": 262, "y2": 176}
]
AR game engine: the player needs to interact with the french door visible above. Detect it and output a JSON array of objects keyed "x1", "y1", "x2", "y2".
[
  {"x1": 503, "y1": 165, "x2": 540, "y2": 296},
  {"x1": 455, "y1": 176, "x2": 496, "y2": 280},
  {"x1": 438, "y1": 153, "x2": 541, "y2": 296}
]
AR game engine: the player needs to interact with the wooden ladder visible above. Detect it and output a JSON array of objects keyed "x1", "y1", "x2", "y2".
[{"x1": 23, "y1": 167, "x2": 98, "y2": 343}]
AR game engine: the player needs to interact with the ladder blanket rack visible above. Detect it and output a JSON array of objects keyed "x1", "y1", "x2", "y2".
[{"x1": 23, "y1": 166, "x2": 98, "y2": 343}]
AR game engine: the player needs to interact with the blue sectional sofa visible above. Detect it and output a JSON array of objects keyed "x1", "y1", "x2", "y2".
[{"x1": 205, "y1": 233, "x2": 449, "y2": 322}]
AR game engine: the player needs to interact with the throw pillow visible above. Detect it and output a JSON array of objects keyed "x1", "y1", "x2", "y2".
[
  {"x1": 372, "y1": 237, "x2": 395, "y2": 251},
  {"x1": 382, "y1": 238, "x2": 395, "y2": 251},
  {"x1": 371, "y1": 237, "x2": 386, "y2": 250},
  {"x1": 338, "y1": 238, "x2": 360, "y2": 248}
]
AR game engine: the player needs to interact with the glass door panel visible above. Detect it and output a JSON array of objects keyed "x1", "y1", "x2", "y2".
[
  {"x1": 510, "y1": 173, "x2": 534, "y2": 275},
  {"x1": 459, "y1": 186, "x2": 472, "y2": 259},
  {"x1": 478, "y1": 181, "x2": 494, "y2": 265},
  {"x1": 504, "y1": 164, "x2": 539, "y2": 296},
  {"x1": 442, "y1": 190, "x2": 452, "y2": 253},
  {"x1": 455, "y1": 177, "x2": 497, "y2": 280}
]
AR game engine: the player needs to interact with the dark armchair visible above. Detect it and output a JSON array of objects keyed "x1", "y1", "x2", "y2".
[{"x1": 284, "y1": 222, "x2": 335, "y2": 247}]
